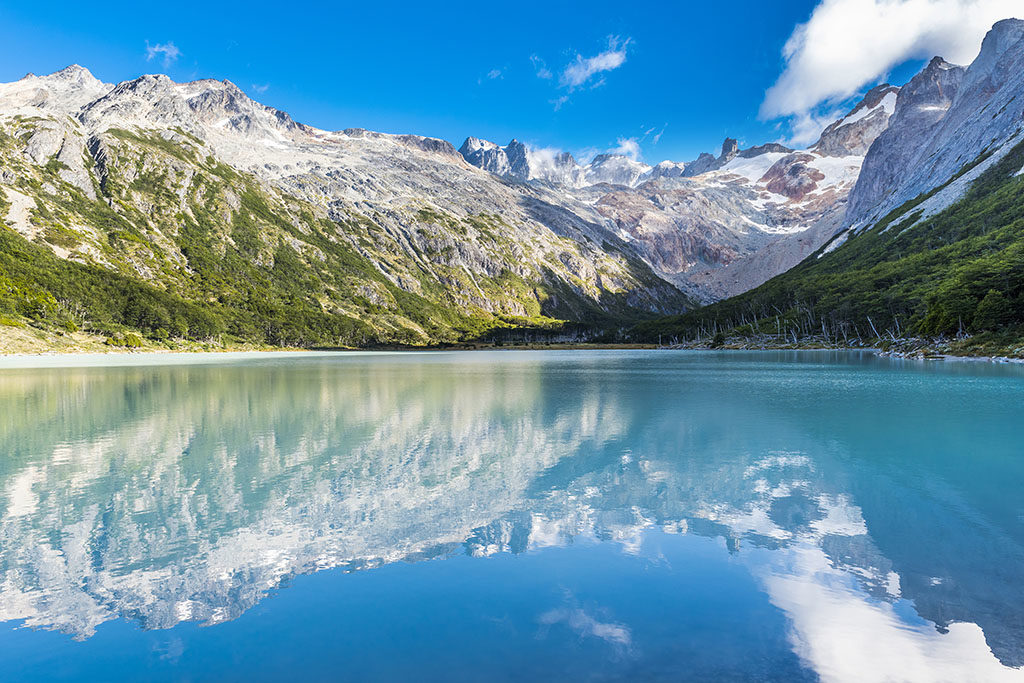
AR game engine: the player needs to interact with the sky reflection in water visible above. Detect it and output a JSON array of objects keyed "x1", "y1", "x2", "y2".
[{"x1": 0, "y1": 350, "x2": 1022, "y2": 682}]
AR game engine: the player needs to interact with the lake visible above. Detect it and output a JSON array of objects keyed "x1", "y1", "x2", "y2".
[{"x1": 0, "y1": 350, "x2": 1022, "y2": 682}]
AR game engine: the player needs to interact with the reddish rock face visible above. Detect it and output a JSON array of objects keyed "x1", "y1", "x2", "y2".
[{"x1": 760, "y1": 154, "x2": 826, "y2": 201}]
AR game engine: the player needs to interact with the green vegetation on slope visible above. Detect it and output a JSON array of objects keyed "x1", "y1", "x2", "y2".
[
  {"x1": 0, "y1": 123, "x2": 681, "y2": 349},
  {"x1": 633, "y1": 138, "x2": 1024, "y2": 353}
]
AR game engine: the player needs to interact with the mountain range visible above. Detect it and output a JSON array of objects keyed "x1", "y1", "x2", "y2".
[
  {"x1": 1, "y1": 18, "x2": 1022, "y2": 350},
  {"x1": 638, "y1": 18, "x2": 1024, "y2": 353}
]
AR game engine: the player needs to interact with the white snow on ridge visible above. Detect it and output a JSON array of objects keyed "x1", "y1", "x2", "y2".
[
  {"x1": 717, "y1": 152, "x2": 788, "y2": 183},
  {"x1": 807, "y1": 154, "x2": 863, "y2": 190},
  {"x1": 836, "y1": 91, "x2": 897, "y2": 129}
]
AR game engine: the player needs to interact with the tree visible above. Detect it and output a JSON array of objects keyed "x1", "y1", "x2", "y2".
[{"x1": 972, "y1": 289, "x2": 1014, "y2": 331}]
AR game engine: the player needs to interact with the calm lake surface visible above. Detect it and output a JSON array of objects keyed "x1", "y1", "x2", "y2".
[{"x1": 0, "y1": 350, "x2": 1022, "y2": 682}]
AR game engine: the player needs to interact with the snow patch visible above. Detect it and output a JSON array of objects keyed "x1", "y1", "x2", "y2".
[
  {"x1": 836, "y1": 91, "x2": 897, "y2": 129},
  {"x1": 717, "y1": 152, "x2": 789, "y2": 183},
  {"x1": 807, "y1": 154, "x2": 864, "y2": 190},
  {"x1": 820, "y1": 229, "x2": 852, "y2": 256}
]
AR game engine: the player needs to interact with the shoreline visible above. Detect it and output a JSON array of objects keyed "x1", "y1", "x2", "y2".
[
  {"x1": 4, "y1": 322, "x2": 1021, "y2": 363},
  {"x1": 0, "y1": 344, "x2": 1022, "y2": 370}
]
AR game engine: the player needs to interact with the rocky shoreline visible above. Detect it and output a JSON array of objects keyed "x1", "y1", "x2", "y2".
[{"x1": 658, "y1": 334, "x2": 1024, "y2": 363}]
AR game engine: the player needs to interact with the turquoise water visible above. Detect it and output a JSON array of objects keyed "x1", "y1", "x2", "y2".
[{"x1": 0, "y1": 350, "x2": 1022, "y2": 682}]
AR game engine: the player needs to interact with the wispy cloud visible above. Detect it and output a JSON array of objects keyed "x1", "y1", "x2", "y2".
[
  {"x1": 539, "y1": 607, "x2": 632, "y2": 648},
  {"x1": 762, "y1": 0, "x2": 1020, "y2": 142},
  {"x1": 535, "y1": 36, "x2": 632, "y2": 110},
  {"x1": 550, "y1": 94, "x2": 570, "y2": 111},
  {"x1": 145, "y1": 41, "x2": 181, "y2": 69},
  {"x1": 530, "y1": 54, "x2": 552, "y2": 79},
  {"x1": 783, "y1": 108, "x2": 845, "y2": 147},
  {"x1": 604, "y1": 125, "x2": 666, "y2": 161},
  {"x1": 477, "y1": 67, "x2": 506, "y2": 86},
  {"x1": 251, "y1": 83, "x2": 270, "y2": 94},
  {"x1": 574, "y1": 145, "x2": 600, "y2": 163},
  {"x1": 560, "y1": 36, "x2": 631, "y2": 91},
  {"x1": 610, "y1": 136, "x2": 642, "y2": 161}
]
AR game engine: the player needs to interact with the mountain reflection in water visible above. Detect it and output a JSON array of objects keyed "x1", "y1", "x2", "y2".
[{"x1": 0, "y1": 350, "x2": 1022, "y2": 682}]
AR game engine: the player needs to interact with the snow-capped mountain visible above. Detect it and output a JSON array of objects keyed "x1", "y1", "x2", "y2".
[
  {"x1": 459, "y1": 91, "x2": 899, "y2": 300},
  {"x1": 0, "y1": 58, "x2": 896, "y2": 321},
  {"x1": 843, "y1": 18, "x2": 1024, "y2": 236},
  {"x1": 0, "y1": 65, "x2": 690, "y2": 346},
  {"x1": 813, "y1": 84, "x2": 899, "y2": 157},
  {"x1": 637, "y1": 18, "x2": 1024, "y2": 351}
]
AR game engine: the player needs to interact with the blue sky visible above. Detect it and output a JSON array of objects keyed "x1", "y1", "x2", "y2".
[{"x1": 0, "y1": 1, "x2": 1017, "y2": 163}]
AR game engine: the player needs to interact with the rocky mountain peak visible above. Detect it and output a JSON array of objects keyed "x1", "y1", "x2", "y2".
[
  {"x1": 458, "y1": 136, "x2": 517, "y2": 178},
  {"x1": 584, "y1": 154, "x2": 652, "y2": 187},
  {"x1": 681, "y1": 137, "x2": 789, "y2": 177},
  {"x1": 896, "y1": 58, "x2": 963, "y2": 115},
  {"x1": 972, "y1": 18, "x2": 1024, "y2": 74},
  {"x1": 841, "y1": 18, "x2": 1024, "y2": 232},
  {"x1": 737, "y1": 143, "x2": 793, "y2": 159},
  {"x1": 648, "y1": 160, "x2": 687, "y2": 179},
  {"x1": 49, "y1": 64, "x2": 99, "y2": 84},
  {"x1": 504, "y1": 139, "x2": 531, "y2": 177},
  {"x1": 0, "y1": 64, "x2": 112, "y2": 114},
  {"x1": 720, "y1": 137, "x2": 739, "y2": 160},
  {"x1": 814, "y1": 83, "x2": 900, "y2": 157},
  {"x1": 460, "y1": 136, "x2": 498, "y2": 152}
]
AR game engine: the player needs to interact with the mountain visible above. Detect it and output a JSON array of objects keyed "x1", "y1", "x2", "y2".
[
  {"x1": 461, "y1": 92, "x2": 898, "y2": 302},
  {"x1": 843, "y1": 19, "x2": 1024, "y2": 234},
  {"x1": 634, "y1": 19, "x2": 1024, "y2": 353},
  {"x1": 5, "y1": 19, "x2": 1017, "y2": 352},
  {"x1": 0, "y1": 67, "x2": 691, "y2": 348},
  {"x1": 813, "y1": 84, "x2": 899, "y2": 158}
]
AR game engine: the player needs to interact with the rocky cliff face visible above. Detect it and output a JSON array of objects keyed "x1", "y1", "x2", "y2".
[
  {"x1": 844, "y1": 18, "x2": 1024, "y2": 234},
  {"x1": 457, "y1": 137, "x2": 586, "y2": 186},
  {"x1": 584, "y1": 153, "x2": 651, "y2": 186},
  {"x1": 814, "y1": 84, "x2": 900, "y2": 158},
  {"x1": 843, "y1": 61, "x2": 966, "y2": 229}
]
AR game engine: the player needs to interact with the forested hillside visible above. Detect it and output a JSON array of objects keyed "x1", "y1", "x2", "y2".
[{"x1": 632, "y1": 139, "x2": 1024, "y2": 354}]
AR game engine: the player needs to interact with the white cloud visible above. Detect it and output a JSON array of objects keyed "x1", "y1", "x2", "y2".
[
  {"x1": 530, "y1": 55, "x2": 553, "y2": 79},
  {"x1": 763, "y1": 0, "x2": 1021, "y2": 120},
  {"x1": 539, "y1": 607, "x2": 632, "y2": 647},
  {"x1": 527, "y1": 145, "x2": 571, "y2": 173},
  {"x1": 747, "y1": 545, "x2": 1024, "y2": 683},
  {"x1": 784, "y1": 108, "x2": 845, "y2": 147},
  {"x1": 574, "y1": 145, "x2": 600, "y2": 163},
  {"x1": 251, "y1": 83, "x2": 269, "y2": 94},
  {"x1": 487, "y1": 68, "x2": 503, "y2": 80},
  {"x1": 610, "y1": 136, "x2": 642, "y2": 161},
  {"x1": 559, "y1": 36, "x2": 631, "y2": 91},
  {"x1": 535, "y1": 36, "x2": 632, "y2": 110},
  {"x1": 145, "y1": 41, "x2": 181, "y2": 69}
]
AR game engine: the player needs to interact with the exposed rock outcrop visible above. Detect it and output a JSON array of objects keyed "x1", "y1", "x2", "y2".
[{"x1": 845, "y1": 18, "x2": 1024, "y2": 233}]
